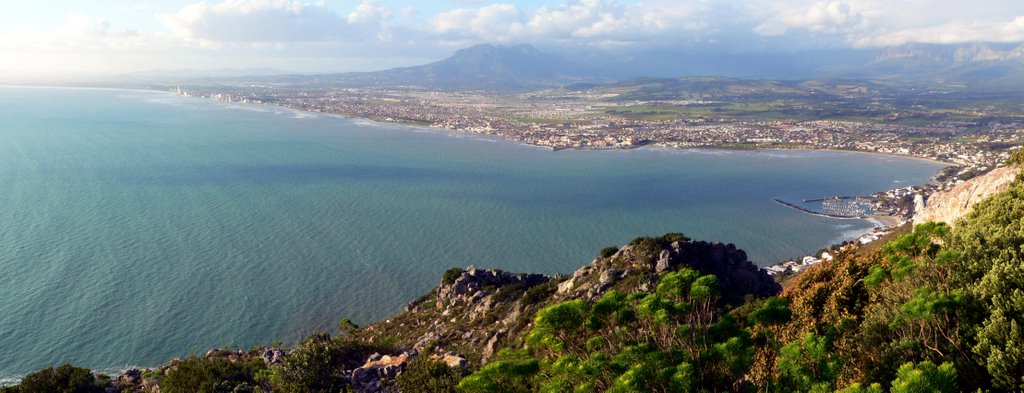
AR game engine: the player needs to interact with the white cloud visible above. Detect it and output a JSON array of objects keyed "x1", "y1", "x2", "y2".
[
  {"x1": 853, "y1": 16, "x2": 1024, "y2": 47},
  {"x1": 783, "y1": 1, "x2": 863, "y2": 33},
  {"x1": 430, "y1": 0, "x2": 712, "y2": 46},
  {"x1": 751, "y1": 0, "x2": 1024, "y2": 47},
  {"x1": 157, "y1": 0, "x2": 387, "y2": 46},
  {"x1": 5, "y1": 0, "x2": 1024, "y2": 77},
  {"x1": 347, "y1": 0, "x2": 393, "y2": 24},
  {"x1": 45, "y1": 14, "x2": 158, "y2": 50},
  {"x1": 433, "y1": 4, "x2": 524, "y2": 40}
]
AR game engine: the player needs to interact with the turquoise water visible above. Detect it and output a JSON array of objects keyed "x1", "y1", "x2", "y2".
[{"x1": 0, "y1": 87, "x2": 945, "y2": 378}]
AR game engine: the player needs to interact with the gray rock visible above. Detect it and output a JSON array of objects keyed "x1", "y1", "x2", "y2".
[
  {"x1": 599, "y1": 268, "x2": 619, "y2": 285},
  {"x1": 482, "y1": 330, "x2": 506, "y2": 361},
  {"x1": 260, "y1": 348, "x2": 285, "y2": 365},
  {"x1": 655, "y1": 249, "x2": 673, "y2": 272}
]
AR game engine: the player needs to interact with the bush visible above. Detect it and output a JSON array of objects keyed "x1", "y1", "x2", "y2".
[
  {"x1": 748, "y1": 297, "x2": 792, "y2": 326},
  {"x1": 395, "y1": 356, "x2": 462, "y2": 393},
  {"x1": 270, "y1": 332, "x2": 396, "y2": 392},
  {"x1": 628, "y1": 233, "x2": 689, "y2": 257},
  {"x1": 160, "y1": 356, "x2": 265, "y2": 393},
  {"x1": 890, "y1": 361, "x2": 957, "y2": 393},
  {"x1": 441, "y1": 268, "x2": 465, "y2": 286},
  {"x1": 776, "y1": 333, "x2": 841, "y2": 392},
  {"x1": 0, "y1": 364, "x2": 108, "y2": 393},
  {"x1": 599, "y1": 246, "x2": 619, "y2": 258},
  {"x1": 458, "y1": 350, "x2": 538, "y2": 393},
  {"x1": 520, "y1": 280, "x2": 557, "y2": 305}
]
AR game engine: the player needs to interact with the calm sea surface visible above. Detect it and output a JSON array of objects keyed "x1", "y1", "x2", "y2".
[{"x1": 0, "y1": 87, "x2": 946, "y2": 378}]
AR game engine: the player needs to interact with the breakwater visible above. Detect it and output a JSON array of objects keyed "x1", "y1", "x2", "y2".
[
  {"x1": 802, "y1": 195, "x2": 871, "y2": 203},
  {"x1": 773, "y1": 198, "x2": 867, "y2": 219}
]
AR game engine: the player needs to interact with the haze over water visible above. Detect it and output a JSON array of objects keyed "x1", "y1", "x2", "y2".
[{"x1": 0, "y1": 87, "x2": 945, "y2": 378}]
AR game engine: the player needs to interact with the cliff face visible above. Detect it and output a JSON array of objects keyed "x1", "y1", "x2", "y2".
[{"x1": 914, "y1": 165, "x2": 1020, "y2": 227}]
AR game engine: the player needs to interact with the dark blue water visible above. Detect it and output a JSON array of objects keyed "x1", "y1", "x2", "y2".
[{"x1": 0, "y1": 87, "x2": 946, "y2": 378}]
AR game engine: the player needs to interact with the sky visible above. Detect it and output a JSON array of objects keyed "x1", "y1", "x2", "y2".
[{"x1": 2, "y1": 0, "x2": 1024, "y2": 77}]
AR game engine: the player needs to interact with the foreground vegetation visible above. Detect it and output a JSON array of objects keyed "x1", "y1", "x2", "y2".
[{"x1": 5, "y1": 161, "x2": 1023, "y2": 392}]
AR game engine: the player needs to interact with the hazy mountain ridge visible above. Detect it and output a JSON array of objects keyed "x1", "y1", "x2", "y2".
[
  {"x1": 229, "y1": 41, "x2": 1024, "y2": 91},
  {"x1": 254, "y1": 44, "x2": 599, "y2": 90}
]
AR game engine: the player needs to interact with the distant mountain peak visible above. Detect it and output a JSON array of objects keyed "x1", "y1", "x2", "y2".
[{"x1": 369, "y1": 43, "x2": 593, "y2": 90}]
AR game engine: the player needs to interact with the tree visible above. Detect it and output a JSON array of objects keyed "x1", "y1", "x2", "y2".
[
  {"x1": 775, "y1": 333, "x2": 841, "y2": 392},
  {"x1": 947, "y1": 180, "x2": 1024, "y2": 389}
]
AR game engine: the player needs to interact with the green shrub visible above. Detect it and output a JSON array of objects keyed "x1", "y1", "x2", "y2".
[
  {"x1": 520, "y1": 280, "x2": 557, "y2": 305},
  {"x1": 890, "y1": 361, "x2": 957, "y2": 393},
  {"x1": 599, "y1": 246, "x2": 619, "y2": 258},
  {"x1": 270, "y1": 333, "x2": 396, "y2": 392},
  {"x1": 776, "y1": 333, "x2": 841, "y2": 392},
  {"x1": 441, "y1": 268, "x2": 465, "y2": 286},
  {"x1": 394, "y1": 356, "x2": 462, "y2": 393},
  {"x1": 748, "y1": 297, "x2": 792, "y2": 326},
  {"x1": 0, "y1": 365, "x2": 108, "y2": 393},
  {"x1": 161, "y1": 356, "x2": 265, "y2": 393},
  {"x1": 458, "y1": 350, "x2": 538, "y2": 393}
]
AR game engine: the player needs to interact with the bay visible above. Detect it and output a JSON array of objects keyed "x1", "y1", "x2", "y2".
[{"x1": 0, "y1": 87, "x2": 945, "y2": 377}]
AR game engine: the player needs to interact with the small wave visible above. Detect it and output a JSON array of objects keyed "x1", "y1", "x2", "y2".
[
  {"x1": 764, "y1": 153, "x2": 801, "y2": 159},
  {"x1": 95, "y1": 365, "x2": 149, "y2": 377},
  {"x1": 224, "y1": 104, "x2": 270, "y2": 113},
  {"x1": 688, "y1": 149, "x2": 732, "y2": 156},
  {"x1": 145, "y1": 98, "x2": 187, "y2": 106},
  {"x1": 0, "y1": 376, "x2": 20, "y2": 387},
  {"x1": 828, "y1": 225, "x2": 872, "y2": 245}
]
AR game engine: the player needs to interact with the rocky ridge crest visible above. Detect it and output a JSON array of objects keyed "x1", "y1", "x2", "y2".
[{"x1": 357, "y1": 234, "x2": 779, "y2": 366}]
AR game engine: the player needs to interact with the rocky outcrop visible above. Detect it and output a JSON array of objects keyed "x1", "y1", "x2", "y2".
[
  {"x1": 652, "y1": 240, "x2": 780, "y2": 303},
  {"x1": 915, "y1": 165, "x2": 1019, "y2": 227},
  {"x1": 357, "y1": 234, "x2": 780, "y2": 368},
  {"x1": 351, "y1": 350, "x2": 418, "y2": 393},
  {"x1": 359, "y1": 265, "x2": 558, "y2": 363},
  {"x1": 435, "y1": 265, "x2": 549, "y2": 306},
  {"x1": 556, "y1": 238, "x2": 779, "y2": 305}
]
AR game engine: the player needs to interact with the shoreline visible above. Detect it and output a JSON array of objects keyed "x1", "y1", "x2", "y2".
[
  {"x1": 158, "y1": 86, "x2": 949, "y2": 256},
  {"x1": 168, "y1": 88, "x2": 950, "y2": 278},
  {"x1": 6, "y1": 84, "x2": 957, "y2": 166}
]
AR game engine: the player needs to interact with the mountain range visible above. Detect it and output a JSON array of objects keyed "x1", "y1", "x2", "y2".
[{"x1": 237, "y1": 42, "x2": 1024, "y2": 90}]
